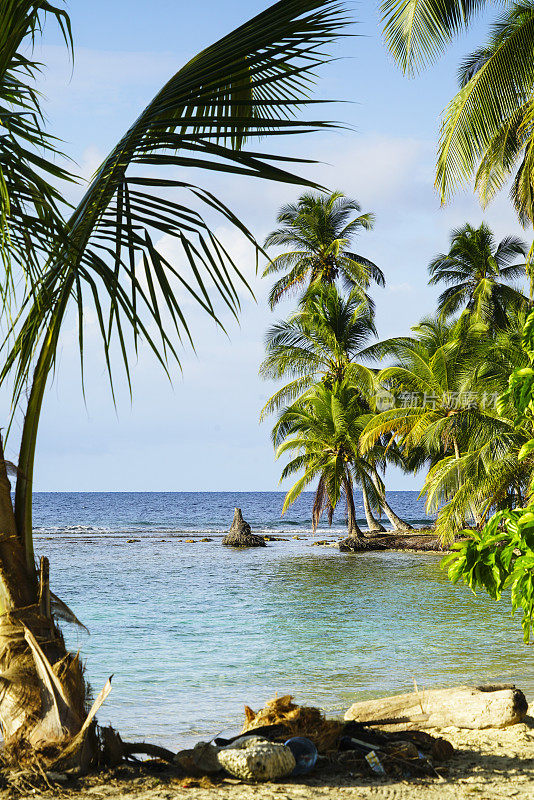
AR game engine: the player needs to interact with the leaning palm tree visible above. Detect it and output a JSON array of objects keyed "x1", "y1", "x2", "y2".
[
  {"x1": 381, "y1": 1, "x2": 534, "y2": 227},
  {"x1": 428, "y1": 222, "x2": 527, "y2": 325},
  {"x1": 263, "y1": 190, "x2": 384, "y2": 308},
  {"x1": 0, "y1": 0, "x2": 351, "y2": 757},
  {"x1": 274, "y1": 382, "x2": 378, "y2": 539},
  {"x1": 260, "y1": 283, "x2": 378, "y2": 417}
]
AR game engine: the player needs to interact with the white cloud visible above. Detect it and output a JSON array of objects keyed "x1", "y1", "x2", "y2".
[{"x1": 388, "y1": 282, "x2": 414, "y2": 294}]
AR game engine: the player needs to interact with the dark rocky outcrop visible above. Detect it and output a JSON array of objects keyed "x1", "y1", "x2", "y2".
[
  {"x1": 222, "y1": 508, "x2": 266, "y2": 547},
  {"x1": 338, "y1": 535, "x2": 384, "y2": 552},
  {"x1": 339, "y1": 531, "x2": 445, "y2": 552}
]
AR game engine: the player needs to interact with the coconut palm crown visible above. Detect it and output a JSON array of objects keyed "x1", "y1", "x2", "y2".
[
  {"x1": 428, "y1": 222, "x2": 527, "y2": 325},
  {"x1": 274, "y1": 381, "x2": 378, "y2": 537},
  {"x1": 262, "y1": 190, "x2": 384, "y2": 309},
  {"x1": 260, "y1": 283, "x2": 378, "y2": 418}
]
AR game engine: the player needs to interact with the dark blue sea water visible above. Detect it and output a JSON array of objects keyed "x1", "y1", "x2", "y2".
[
  {"x1": 32, "y1": 492, "x2": 533, "y2": 749},
  {"x1": 32, "y1": 490, "x2": 433, "y2": 535}
]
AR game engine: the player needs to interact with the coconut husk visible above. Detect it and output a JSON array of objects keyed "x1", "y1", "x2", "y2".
[{"x1": 241, "y1": 695, "x2": 343, "y2": 753}]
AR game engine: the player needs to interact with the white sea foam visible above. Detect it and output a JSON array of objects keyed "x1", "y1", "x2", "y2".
[{"x1": 33, "y1": 525, "x2": 352, "y2": 536}]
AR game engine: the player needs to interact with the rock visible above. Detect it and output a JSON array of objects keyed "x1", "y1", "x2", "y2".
[
  {"x1": 217, "y1": 737, "x2": 296, "y2": 782},
  {"x1": 174, "y1": 742, "x2": 222, "y2": 775},
  {"x1": 185, "y1": 539, "x2": 197, "y2": 543},
  {"x1": 431, "y1": 737, "x2": 455, "y2": 761},
  {"x1": 222, "y1": 508, "x2": 266, "y2": 548},
  {"x1": 126, "y1": 539, "x2": 141, "y2": 543},
  {"x1": 338, "y1": 536, "x2": 378, "y2": 552},
  {"x1": 45, "y1": 772, "x2": 68, "y2": 784},
  {"x1": 200, "y1": 537, "x2": 213, "y2": 542}
]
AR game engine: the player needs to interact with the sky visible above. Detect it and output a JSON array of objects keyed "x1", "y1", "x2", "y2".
[{"x1": 2, "y1": 1, "x2": 528, "y2": 492}]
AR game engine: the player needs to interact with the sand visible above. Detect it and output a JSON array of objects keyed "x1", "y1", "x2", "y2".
[{"x1": 10, "y1": 716, "x2": 533, "y2": 800}]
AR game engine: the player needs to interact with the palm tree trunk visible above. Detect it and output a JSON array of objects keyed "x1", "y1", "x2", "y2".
[
  {"x1": 0, "y1": 429, "x2": 88, "y2": 752},
  {"x1": 15, "y1": 299, "x2": 67, "y2": 570},
  {"x1": 371, "y1": 468, "x2": 413, "y2": 531},
  {"x1": 452, "y1": 436, "x2": 469, "y2": 529},
  {"x1": 362, "y1": 483, "x2": 385, "y2": 532},
  {"x1": 343, "y1": 475, "x2": 364, "y2": 538}
]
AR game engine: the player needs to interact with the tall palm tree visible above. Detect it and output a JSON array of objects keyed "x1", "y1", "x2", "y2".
[
  {"x1": 381, "y1": 1, "x2": 534, "y2": 226},
  {"x1": 260, "y1": 282, "x2": 412, "y2": 529},
  {"x1": 422, "y1": 312, "x2": 533, "y2": 536},
  {"x1": 0, "y1": 0, "x2": 351, "y2": 755},
  {"x1": 262, "y1": 190, "x2": 384, "y2": 309},
  {"x1": 260, "y1": 283, "x2": 378, "y2": 417},
  {"x1": 274, "y1": 382, "x2": 379, "y2": 539},
  {"x1": 428, "y1": 222, "x2": 527, "y2": 325},
  {"x1": 360, "y1": 317, "x2": 487, "y2": 529},
  {"x1": 362, "y1": 314, "x2": 532, "y2": 539}
]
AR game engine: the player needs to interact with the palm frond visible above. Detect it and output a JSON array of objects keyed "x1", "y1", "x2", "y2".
[{"x1": 380, "y1": 0, "x2": 487, "y2": 75}]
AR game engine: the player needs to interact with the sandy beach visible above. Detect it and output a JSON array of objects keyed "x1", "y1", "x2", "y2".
[{"x1": 8, "y1": 716, "x2": 532, "y2": 800}]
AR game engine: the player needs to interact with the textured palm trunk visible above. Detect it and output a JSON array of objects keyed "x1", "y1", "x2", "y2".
[
  {"x1": 452, "y1": 437, "x2": 468, "y2": 530},
  {"x1": 371, "y1": 468, "x2": 413, "y2": 531},
  {"x1": 0, "y1": 435, "x2": 87, "y2": 753},
  {"x1": 343, "y1": 475, "x2": 364, "y2": 538},
  {"x1": 362, "y1": 484, "x2": 386, "y2": 532}
]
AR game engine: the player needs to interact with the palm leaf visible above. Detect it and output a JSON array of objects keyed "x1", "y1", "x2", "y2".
[
  {"x1": 380, "y1": 0, "x2": 487, "y2": 75},
  {"x1": 2, "y1": 0, "x2": 353, "y2": 563}
]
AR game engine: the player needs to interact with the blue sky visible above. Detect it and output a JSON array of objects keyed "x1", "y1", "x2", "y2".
[{"x1": 3, "y1": 1, "x2": 528, "y2": 491}]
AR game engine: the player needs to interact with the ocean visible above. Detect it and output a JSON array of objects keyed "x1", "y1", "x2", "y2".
[{"x1": 32, "y1": 491, "x2": 533, "y2": 749}]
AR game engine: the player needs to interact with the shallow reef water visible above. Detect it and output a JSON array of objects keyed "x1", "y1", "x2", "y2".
[{"x1": 32, "y1": 491, "x2": 534, "y2": 749}]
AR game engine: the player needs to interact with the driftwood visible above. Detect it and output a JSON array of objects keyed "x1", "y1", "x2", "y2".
[
  {"x1": 344, "y1": 684, "x2": 528, "y2": 730},
  {"x1": 222, "y1": 508, "x2": 266, "y2": 547}
]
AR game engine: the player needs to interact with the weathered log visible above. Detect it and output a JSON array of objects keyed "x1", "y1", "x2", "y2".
[
  {"x1": 344, "y1": 684, "x2": 528, "y2": 730},
  {"x1": 222, "y1": 508, "x2": 266, "y2": 547}
]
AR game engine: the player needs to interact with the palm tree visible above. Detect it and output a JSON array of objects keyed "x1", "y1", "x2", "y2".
[
  {"x1": 360, "y1": 317, "x2": 489, "y2": 532},
  {"x1": 362, "y1": 314, "x2": 532, "y2": 539},
  {"x1": 0, "y1": 0, "x2": 351, "y2": 755},
  {"x1": 274, "y1": 382, "x2": 379, "y2": 539},
  {"x1": 260, "y1": 283, "x2": 378, "y2": 417},
  {"x1": 262, "y1": 190, "x2": 384, "y2": 308},
  {"x1": 381, "y1": 1, "x2": 534, "y2": 226},
  {"x1": 260, "y1": 282, "x2": 412, "y2": 529},
  {"x1": 428, "y1": 222, "x2": 527, "y2": 325},
  {"x1": 422, "y1": 312, "x2": 533, "y2": 535}
]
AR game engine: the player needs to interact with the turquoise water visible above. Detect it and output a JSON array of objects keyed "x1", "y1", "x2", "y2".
[{"x1": 32, "y1": 492, "x2": 533, "y2": 749}]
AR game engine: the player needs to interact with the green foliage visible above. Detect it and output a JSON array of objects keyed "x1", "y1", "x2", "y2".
[
  {"x1": 444, "y1": 309, "x2": 534, "y2": 640},
  {"x1": 443, "y1": 507, "x2": 534, "y2": 642},
  {"x1": 500, "y1": 310, "x2": 534, "y2": 426},
  {"x1": 259, "y1": 283, "x2": 378, "y2": 418},
  {"x1": 0, "y1": 1, "x2": 75, "y2": 297},
  {"x1": 263, "y1": 190, "x2": 383, "y2": 309},
  {"x1": 381, "y1": 1, "x2": 534, "y2": 225},
  {"x1": 428, "y1": 222, "x2": 527, "y2": 325},
  {"x1": 380, "y1": 0, "x2": 488, "y2": 75},
  {"x1": 273, "y1": 380, "x2": 377, "y2": 533}
]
